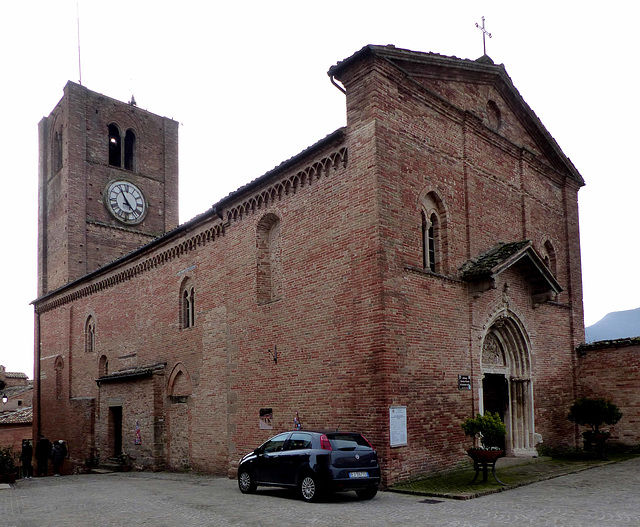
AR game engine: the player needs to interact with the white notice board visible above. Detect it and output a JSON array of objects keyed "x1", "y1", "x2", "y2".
[{"x1": 389, "y1": 406, "x2": 407, "y2": 447}]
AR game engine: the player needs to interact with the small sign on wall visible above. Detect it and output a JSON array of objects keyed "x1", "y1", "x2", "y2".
[
  {"x1": 389, "y1": 406, "x2": 407, "y2": 447},
  {"x1": 458, "y1": 375, "x2": 472, "y2": 390}
]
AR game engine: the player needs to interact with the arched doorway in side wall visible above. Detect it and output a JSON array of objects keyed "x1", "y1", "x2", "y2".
[
  {"x1": 167, "y1": 363, "x2": 193, "y2": 470},
  {"x1": 480, "y1": 314, "x2": 536, "y2": 455}
]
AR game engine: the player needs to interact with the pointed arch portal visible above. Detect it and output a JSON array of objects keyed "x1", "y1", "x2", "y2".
[{"x1": 480, "y1": 313, "x2": 536, "y2": 455}]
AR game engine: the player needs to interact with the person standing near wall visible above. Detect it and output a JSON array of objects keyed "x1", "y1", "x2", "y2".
[
  {"x1": 35, "y1": 435, "x2": 51, "y2": 477},
  {"x1": 51, "y1": 440, "x2": 67, "y2": 476},
  {"x1": 20, "y1": 440, "x2": 33, "y2": 479}
]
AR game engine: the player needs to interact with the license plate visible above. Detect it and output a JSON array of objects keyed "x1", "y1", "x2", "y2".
[{"x1": 349, "y1": 471, "x2": 369, "y2": 478}]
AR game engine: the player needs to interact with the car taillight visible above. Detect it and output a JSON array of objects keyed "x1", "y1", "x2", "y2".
[
  {"x1": 361, "y1": 435, "x2": 374, "y2": 449},
  {"x1": 320, "y1": 434, "x2": 332, "y2": 451}
]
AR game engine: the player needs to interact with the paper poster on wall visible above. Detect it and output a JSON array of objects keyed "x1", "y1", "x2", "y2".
[
  {"x1": 259, "y1": 408, "x2": 273, "y2": 429},
  {"x1": 389, "y1": 406, "x2": 407, "y2": 447},
  {"x1": 134, "y1": 421, "x2": 142, "y2": 445}
]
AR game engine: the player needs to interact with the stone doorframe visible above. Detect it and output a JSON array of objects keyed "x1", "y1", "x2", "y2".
[{"x1": 479, "y1": 311, "x2": 537, "y2": 456}]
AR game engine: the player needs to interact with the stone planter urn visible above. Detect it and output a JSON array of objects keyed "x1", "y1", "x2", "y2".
[
  {"x1": 467, "y1": 449, "x2": 505, "y2": 464},
  {"x1": 467, "y1": 449, "x2": 506, "y2": 485}
]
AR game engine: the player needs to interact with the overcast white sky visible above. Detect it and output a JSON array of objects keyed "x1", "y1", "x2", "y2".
[{"x1": 1, "y1": 1, "x2": 638, "y2": 379}]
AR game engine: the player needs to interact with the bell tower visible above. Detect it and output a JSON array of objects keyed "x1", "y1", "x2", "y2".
[{"x1": 37, "y1": 81, "x2": 179, "y2": 296}]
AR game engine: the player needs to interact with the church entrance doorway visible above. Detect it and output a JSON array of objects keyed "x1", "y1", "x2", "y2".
[
  {"x1": 482, "y1": 373, "x2": 507, "y2": 450},
  {"x1": 109, "y1": 406, "x2": 123, "y2": 457},
  {"x1": 481, "y1": 314, "x2": 536, "y2": 455}
]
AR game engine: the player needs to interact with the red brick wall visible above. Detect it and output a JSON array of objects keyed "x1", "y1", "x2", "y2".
[
  {"x1": 334, "y1": 52, "x2": 583, "y2": 480},
  {"x1": 34, "y1": 49, "x2": 586, "y2": 484},
  {"x1": 0, "y1": 425, "x2": 32, "y2": 471},
  {"x1": 38, "y1": 81, "x2": 178, "y2": 296},
  {"x1": 577, "y1": 342, "x2": 640, "y2": 445}
]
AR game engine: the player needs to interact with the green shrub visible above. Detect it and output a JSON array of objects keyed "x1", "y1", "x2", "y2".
[
  {"x1": 567, "y1": 398, "x2": 622, "y2": 433},
  {"x1": 461, "y1": 412, "x2": 506, "y2": 450},
  {"x1": 0, "y1": 447, "x2": 16, "y2": 475}
]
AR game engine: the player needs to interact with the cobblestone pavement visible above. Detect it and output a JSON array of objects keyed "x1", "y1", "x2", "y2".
[{"x1": 2, "y1": 457, "x2": 640, "y2": 527}]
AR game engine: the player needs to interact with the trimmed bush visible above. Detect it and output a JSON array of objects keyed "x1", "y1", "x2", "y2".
[
  {"x1": 461, "y1": 412, "x2": 506, "y2": 450},
  {"x1": 567, "y1": 398, "x2": 622, "y2": 433}
]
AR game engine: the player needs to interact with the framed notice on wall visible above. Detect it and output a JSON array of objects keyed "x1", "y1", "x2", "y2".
[
  {"x1": 389, "y1": 406, "x2": 407, "y2": 447},
  {"x1": 259, "y1": 408, "x2": 273, "y2": 430}
]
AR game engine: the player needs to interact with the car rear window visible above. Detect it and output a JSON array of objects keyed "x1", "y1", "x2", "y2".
[
  {"x1": 326, "y1": 433, "x2": 370, "y2": 450},
  {"x1": 285, "y1": 433, "x2": 313, "y2": 451}
]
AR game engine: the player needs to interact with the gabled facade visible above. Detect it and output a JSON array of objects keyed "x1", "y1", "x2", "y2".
[{"x1": 33, "y1": 46, "x2": 585, "y2": 484}]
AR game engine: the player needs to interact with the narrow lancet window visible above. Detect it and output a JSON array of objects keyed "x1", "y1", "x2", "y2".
[
  {"x1": 108, "y1": 124, "x2": 121, "y2": 167},
  {"x1": 124, "y1": 129, "x2": 136, "y2": 171},
  {"x1": 85, "y1": 317, "x2": 96, "y2": 353},
  {"x1": 422, "y1": 211, "x2": 438, "y2": 272},
  {"x1": 181, "y1": 285, "x2": 195, "y2": 329},
  {"x1": 53, "y1": 130, "x2": 63, "y2": 172}
]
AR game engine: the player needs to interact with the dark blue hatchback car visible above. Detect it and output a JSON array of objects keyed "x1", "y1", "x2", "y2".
[{"x1": 237, "y1": 430, "x2": 381, "y2": 502}]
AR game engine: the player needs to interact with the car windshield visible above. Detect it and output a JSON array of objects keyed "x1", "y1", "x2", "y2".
[
  {"x1": 326, "y1": 433, "x2": 370, "y2": 450},
  {"x1": 261, "y1": 433, "x2": 289, "y2": 453}
]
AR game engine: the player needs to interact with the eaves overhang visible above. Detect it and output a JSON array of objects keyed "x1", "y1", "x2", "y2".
[
  {"x1": 577, "y1": 337, "x2": 640, "y2": 355},
  {"x1": 95, "y1": 362, "x2": 166, "y2": 387},
  {"x1": 461, "y1": 241, "x2": 562, "y2": 304},
  {"x1": 0, "y1": 406, "x2": 33, "y2": 425}
]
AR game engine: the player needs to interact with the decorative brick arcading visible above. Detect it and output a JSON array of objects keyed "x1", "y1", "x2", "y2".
[
  {"x1": 225, "y1": 147, "x2": 347, "y2": 223},
  {"x1": 34, "y1": 146, "x2": 348, "y2": 314}
]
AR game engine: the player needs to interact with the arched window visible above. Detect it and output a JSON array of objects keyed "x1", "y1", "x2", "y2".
[
  {"x1": 108, "y1": 125, "x2": 137, "y2": 171},
  {"x1": 168, "y1": 363, "x2": 193, "y2": 403},
  {"x1": 99, "y1": 355, "x2": 109, "y2": 378},
  {"x1": 53, "y1": 129, "x2": 63, "y2": 172},
  {"x1": 124, "y1": 129, "x2": 136, "y2": 171},
  {"x1": 54, "y1": 356, "x2": 64, "y2": 400},
  {"x1": 256, "y1": 214, "x2": 282, "y2": 304},
  {"x1": 85, "y1": 316, "x2": 96, "y2": 353},
  {"x1": 180, "y1": 280, "x2": 195, "y2": 329},
  {"x1": 420, "y1": 191, "x2": 447, "y2": 274},
  {"x1": 486, "y1": 100, "x2": 502, "y2": 130},
  {"x1": 108, "y1": 124, "x2": 122, "y2": 167},
  {"x1": 422, "y1": 211, "x2": 439, "y2": 272},
  {"x1": 183, "y1": 288, "x2": 195, "y2": 328}
]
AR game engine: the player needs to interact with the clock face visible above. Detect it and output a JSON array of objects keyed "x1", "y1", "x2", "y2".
[{"x1": 105, "y1": 180, "x2": 147, "y2": 225}]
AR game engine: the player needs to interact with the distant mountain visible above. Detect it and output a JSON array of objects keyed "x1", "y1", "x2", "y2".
[{"x1": 585, "y1": 307, "x2": 640, "y2": 343}]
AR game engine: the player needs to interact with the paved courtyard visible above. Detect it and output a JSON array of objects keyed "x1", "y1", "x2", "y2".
[{"x1": 2, "y1": 457, "x2": 640, "y2": 526}]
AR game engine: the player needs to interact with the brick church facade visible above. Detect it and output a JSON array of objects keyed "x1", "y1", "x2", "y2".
[{"x1": 33, "y1": 45, "x2": 586, "y2": 484}]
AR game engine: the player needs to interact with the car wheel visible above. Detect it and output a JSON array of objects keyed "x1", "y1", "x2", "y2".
[
  {"x1": 238, "y1": 469, "x2": 257, "y2": 494},
  {"x1": 356, "y1": 486, "x2": 378, "y2": 500},
  {"x1": 299, "y1": 473, "x2": 321, "y2": 502}
]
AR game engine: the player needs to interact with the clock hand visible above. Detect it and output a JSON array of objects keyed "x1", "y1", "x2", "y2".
[{"x1": 122, "y1": 193, "x2": 135, "y2": 211}]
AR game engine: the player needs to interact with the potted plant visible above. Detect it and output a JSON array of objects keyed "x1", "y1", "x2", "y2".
[
  {"x1": 0, "y1": 446, "x2": 17, "y2": 484},
  {"x1": 567, "y1": 397, "x2": 622, "y2": 457},
  {"x1": 461, "y1": 412, "x2": 507, "y2": 462}
]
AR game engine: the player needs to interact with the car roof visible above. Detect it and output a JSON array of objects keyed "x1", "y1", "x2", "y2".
[{"x1": 287, "y1": 429, "x2": 365, "y2": 435}]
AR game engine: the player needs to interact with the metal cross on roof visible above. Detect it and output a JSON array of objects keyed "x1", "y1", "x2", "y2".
[{"x1": 475, "y1": 16, "x2": 492, "y2": 56}]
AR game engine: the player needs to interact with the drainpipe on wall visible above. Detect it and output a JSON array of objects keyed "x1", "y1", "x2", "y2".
[
  {"x1": 35, "y1": 309, "x2": 41, "y2": 439},
  {"x1": 329, "y1": 75, "x2": 346, "y2": 95}
]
